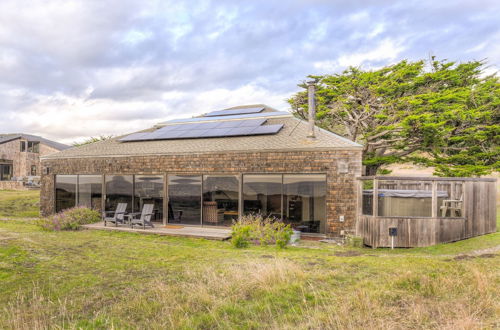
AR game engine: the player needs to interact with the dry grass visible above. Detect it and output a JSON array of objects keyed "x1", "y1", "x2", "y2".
[{"x1": 0, "y1": 213, "x2": 498, "y2": 329}]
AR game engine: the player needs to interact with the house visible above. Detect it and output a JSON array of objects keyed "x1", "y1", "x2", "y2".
[
  {"x1": 40, "y1": 104, "x2": 363, "y2": 237},
  {"x1": 0, "y1": 134, "x2": 70, "y2": 189}
]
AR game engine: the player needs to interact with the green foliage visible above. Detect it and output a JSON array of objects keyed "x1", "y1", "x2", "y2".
[
  {"x1": 73, "y1": 135, "x2": 113, "y2": 147},
  {"x1": 288, "y1": 58, "x2": 500, "y2": 177},
  {"x1": 231, "y1": 214, "x2": 293, "y2": 249},
  {"x1": 38, "y1": 207, "x2": 101, "y2": 231}
]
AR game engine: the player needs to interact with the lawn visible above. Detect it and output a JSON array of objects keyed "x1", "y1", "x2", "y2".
[
  {"x1": 0, "y1": 219, "x2": 499, "y2": 329},
  {"x1": 0, "y1": 190, "x2": 499, "y2": 329},
  {"x1": 0, "y1": 190, "x2": 40, "y2": 218}
]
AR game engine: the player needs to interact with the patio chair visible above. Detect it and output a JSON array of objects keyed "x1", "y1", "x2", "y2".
[
  {"x1": 129, "y1": 204, "x2": 155, "y2": 229},
  {"x1": 103, "y1": 203, "x2": 128, "y2": 227}
]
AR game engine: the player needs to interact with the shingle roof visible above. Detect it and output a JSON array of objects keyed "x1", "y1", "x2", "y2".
[
  {"x1": 0, "y1": 134, "x2": 70, "y2": 151},
  {"x1": 43, "y1": 105, "x2": 361, "y2": 160}
]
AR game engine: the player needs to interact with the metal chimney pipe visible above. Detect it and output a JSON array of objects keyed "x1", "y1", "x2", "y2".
[{"x1": 307, "y1": 80, "x2": 316, "y2": 138}]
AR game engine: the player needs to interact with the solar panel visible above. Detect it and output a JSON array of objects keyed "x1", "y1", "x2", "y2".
[
  {"x1": 120, "y1": 118, "x2": 283, "y2": 142},
  {"x1": 251, "y1": 124, "x2": 284, "y2": 135},
  {"x1": 161, "y1": 111, "x2": 291, "y2": 124},
  {"x1": 205, "y1": 107, "x2": 264, "y2": 117}
]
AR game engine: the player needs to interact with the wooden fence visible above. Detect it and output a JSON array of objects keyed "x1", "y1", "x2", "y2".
[{"x1": 356, "y1": 177, "x2": 497, "y2": 248}]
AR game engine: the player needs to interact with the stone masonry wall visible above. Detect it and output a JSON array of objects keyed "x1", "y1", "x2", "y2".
[
  {"x1": 40, "y1": 149, "x2": 362, "y2": 236},
  {"x1": 0, "y1": 139, "x2": 61, "y2": 180}
]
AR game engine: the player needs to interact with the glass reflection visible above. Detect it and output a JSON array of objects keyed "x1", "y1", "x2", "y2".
[
  {"x1": 202, "y1": 175, "x2": 239, "y2": 226},
  {"x1": 135, "y1": 175, "x2": 164, "y2": 222},
  {"x1": 55, "y1": 175, "x2": 77, "y2": 212},
  {"x1": 168, "y1": 175, "x2": 201, "y2": 225},
  {"x1": 243, "y1": 174, "x2": 282, "y2": 218}
]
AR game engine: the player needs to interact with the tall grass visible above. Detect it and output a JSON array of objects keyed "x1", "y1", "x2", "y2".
[{"x1": 3, "y1": 258, "x2": 498, "y2": 329}]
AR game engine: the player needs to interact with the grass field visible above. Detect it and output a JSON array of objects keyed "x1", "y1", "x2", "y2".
[
  {"x1": 0, "y1": 190, "x2": 499, "y2": 329},
  {"x1": 0, "y1": 190, "x2": 39, "y2": 218},
  {"x1": 0, "y1": 221, "x2": 498, "y2": 329}
]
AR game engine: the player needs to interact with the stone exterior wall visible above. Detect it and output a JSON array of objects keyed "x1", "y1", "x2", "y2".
[
  {"x1": 40, "y1": 149, "x2": 362, "y2": 235},
  {"x1": 0, "y1": 138, "x2": 61, "y2": 180},
  {"x1": 0, "y1": 181, "x2": 26, "y2": 190}
]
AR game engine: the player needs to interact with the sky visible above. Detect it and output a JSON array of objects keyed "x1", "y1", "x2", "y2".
[{"x1": 1, "y1": 0, "x2": 499, "y2": 145}]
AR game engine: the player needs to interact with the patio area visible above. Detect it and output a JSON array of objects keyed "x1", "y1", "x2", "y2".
[{"x1": 83, "y1": 222, "x2": 232, "y2": 240}]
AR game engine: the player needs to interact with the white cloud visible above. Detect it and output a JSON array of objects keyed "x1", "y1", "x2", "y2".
[{"x1": 313, "y1": 38, "x2": 405, "y2": 71}]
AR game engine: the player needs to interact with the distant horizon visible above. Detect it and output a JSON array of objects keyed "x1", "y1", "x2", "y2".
[{"x1": 1, "y1": 0, "x2": 499, "y2": 145}]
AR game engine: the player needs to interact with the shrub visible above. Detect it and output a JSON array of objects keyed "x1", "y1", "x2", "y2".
[
  {"x1": 38, "y1": 207, "x2": 101, "y2": 231},
  {"x1": 231, "y1": 214, "x2": 293, "y2": 249}
]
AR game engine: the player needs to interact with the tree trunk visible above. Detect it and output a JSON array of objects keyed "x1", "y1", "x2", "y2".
[{"x1": 364, "y1": 164, "x2": 380, "y2": 176}]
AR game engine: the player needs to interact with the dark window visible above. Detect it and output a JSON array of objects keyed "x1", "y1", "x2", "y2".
[
  {"x1": 78, "y1": 175, "x2": 102, "y2": 211},
  {"x1": 27, "y1": 141, "x2": 40, "y2": 153},
  {"x1": 30, "y1": 165, "x2": 37, "y2": 176},
  {"x1": 105, "y1": 175, "x2": 133, "y2": 213},
  {"x1": 168, "y1": 175, "x2": 201, "y2": 225},
  {"x1": 202, "y1": 175, "x2": 239, "y2": 226},
  {"x1": 361, "y1": 180, "x2": 374, "y2": 215},
  {"x1": 55, "y1": 175, "x2": 77, "y2": 212},
  {"x1": 283, "y1": 174, "x2": 326, "y2": 233},
  {"x1": 243, "y1": 174, "x2": 282, "y2": 218},
  {"x1": 134, "y1": 175, "x2": 164, "y2": 222},
  {"x1": 20, "y1": 141, "x2": 26, "y2": 152},
  {"x1": 0, "y1": 163, "x2": 13, "y2": 181}
]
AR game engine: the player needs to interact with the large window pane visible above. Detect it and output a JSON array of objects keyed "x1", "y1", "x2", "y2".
[
  {"x1": 243, "y1": 174, "x2": 282, "y2": 218},
  {"x1": 55, "y1": 175, "x2": 77, "y2": 212},
  {"x1": 135, "y1": 175, "x2": 164, "y2": 222},
  {"x1": 105, "y1": 175, "x2": 133, "y2": 213},
  {"x1": 203, "y1": 175, "x2": 239, "y2": 226},
  {"x1": 168, "y1": 175, "x2": 201, "y2": 225},
  {"x1": 78, "y1": 175, "x2": 102, "y2": 211},
  {"x1": 283, "y1": 174, "x2": 326, "y2": 234}
]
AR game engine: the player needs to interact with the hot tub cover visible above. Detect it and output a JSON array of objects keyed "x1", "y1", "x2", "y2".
[{"x1": 363, "y1": 189, "x2": 449, "y2": 198}]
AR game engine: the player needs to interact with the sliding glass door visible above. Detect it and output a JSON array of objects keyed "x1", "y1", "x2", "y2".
[
  {"x1": 105, "y1": 175, "x2": 133, "y2": 213},
  {"x1": 168, "y1": 175, "x2": 202, "y2": 225},
  {"x1": 202, "y1": 175, "x2": 239, "y2": 226},
  {"x1": 55, "y1": 175, "x2": 77, "y2": 212},
  {"x1": 283, "y1": 174, "x2": 326, "y2": 233},
  {"x1": 242, "y1": 174, "x2": 282, "y2": 218},
  {"x1": 135, "y1": 175, "x2": 164, "y2": 222},
  {"x1": 78, "y1": 175, "x2": 102, "y2": 211}
]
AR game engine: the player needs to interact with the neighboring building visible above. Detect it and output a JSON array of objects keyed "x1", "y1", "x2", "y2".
[
  {"x1": 40, "y1": 105, "x2": 363, "y2": 237},
  {"x1": 0, "y1": 134, "x2": 70, "y2": 187}
]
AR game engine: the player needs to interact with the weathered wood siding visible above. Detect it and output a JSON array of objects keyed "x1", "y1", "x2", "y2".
[
  {"x1": 356, "y1": 178, "x2": 496, "y2": 248},
  {"x1": 357, "y1": 216, "x2": 466, "y2": 247}
]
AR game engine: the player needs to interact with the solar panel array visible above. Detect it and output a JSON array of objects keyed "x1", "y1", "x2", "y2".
[
  {"x1": 119, "y1": 118, "x2": 284, "y2": 142},
  {"x1": 204, "y1": 106, "x2": 264, "y2": 117}
]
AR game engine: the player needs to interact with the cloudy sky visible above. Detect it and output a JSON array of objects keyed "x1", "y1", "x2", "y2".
[{"x1": 1, "y1": 0, "x2": 499, "y2": 144}]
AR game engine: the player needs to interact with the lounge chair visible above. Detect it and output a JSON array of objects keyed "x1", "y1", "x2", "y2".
[
  {"x1": 129, "y1": 204, "x2": 155, "y2": 229},
  {"x1": 103, "y1": 203, "x2": 128, "y2": 226}
]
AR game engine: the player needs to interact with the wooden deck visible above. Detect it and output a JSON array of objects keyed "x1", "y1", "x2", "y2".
[{"x1": 82, "y1": 222, "x2": 232, "y2": 241}]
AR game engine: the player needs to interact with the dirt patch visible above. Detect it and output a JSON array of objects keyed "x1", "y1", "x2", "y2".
[
  {"x1": 260, "y1": 255, "x2": 274, "y2": 259},
  {"x1": 453, "y1": 253, "x2": 498, "y2": 261},
  {"x1": 454, "y1": 255, "x2": 476, "y2": 260},
  {"x1": 477, "y1": 253, "x2": 498, "y2": 258},
  {"x1": 334, "y1": 251, "x2": 362, "y2": 257}
]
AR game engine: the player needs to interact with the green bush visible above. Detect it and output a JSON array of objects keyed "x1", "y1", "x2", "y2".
[
  {"x1": 231, "y1": 214, "x2": 293, "y2": 249},
  {"x1": 38, "y1": 207, "x2": 101, "y2": 231}
]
